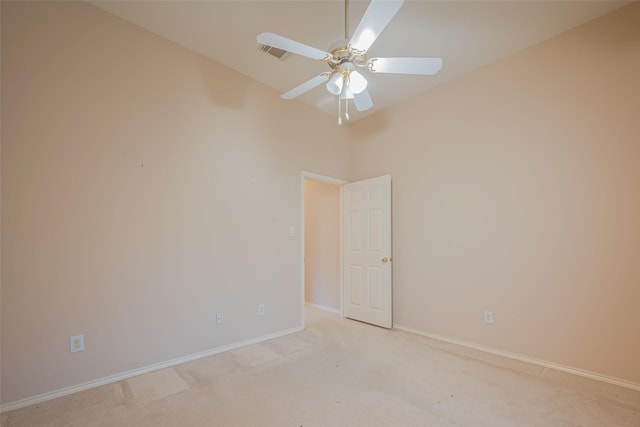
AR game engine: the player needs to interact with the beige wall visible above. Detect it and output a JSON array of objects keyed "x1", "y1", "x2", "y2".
[
  {"x1": 304, "y1": 179, "x2": 340, "y2": 311},
  {"x1": 0, "y1": 1, "x2": 349, "y2": 404},
  {"x1": 349, "y1": 3, "x2": 640, "y2": 384}
]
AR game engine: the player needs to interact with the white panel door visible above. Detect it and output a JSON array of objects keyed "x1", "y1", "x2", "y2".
[{"x1": 343, "y1": 175, "x2": 392, "y2": 328}]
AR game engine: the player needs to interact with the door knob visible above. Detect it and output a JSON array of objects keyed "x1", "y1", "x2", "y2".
[{"x1": 381, "y1": 257, "x2": 389, "y2": 263}]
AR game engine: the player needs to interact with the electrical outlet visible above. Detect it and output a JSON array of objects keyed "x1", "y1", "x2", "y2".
[
  {"x1": 216, "y1": 312, "x2": 224, "y2": 325},
  {"x1": 258, "y1": 304, "x2": 265, "y2": 316},
  {"x1": 484, "y1": 310, "x2": 494, "y2": 324},
  {"x1": 70, "y1": 335, "x2": 84, "y2": 353}
]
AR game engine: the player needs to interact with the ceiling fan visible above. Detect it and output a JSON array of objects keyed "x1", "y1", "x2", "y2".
[{"x1": 257, "y1": 0, "x2": 443, "y2": 125}]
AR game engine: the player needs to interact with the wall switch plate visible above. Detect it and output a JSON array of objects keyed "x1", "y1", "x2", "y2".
[
  {"x1": 258, "y1": 304, "x2": 265, "y2": 316},
  {"x1": 216, "y1": 312, "x2": 224, "y2": 324},
  {"x1": 484, "y1": 310, "x2": 494, "y2": 324},
  {"x1": 289, "y1": 226, "x2": 296, "y2": 237},
  {"x1": 70, "y1": 335, "x2": 84, "y2": 353}
]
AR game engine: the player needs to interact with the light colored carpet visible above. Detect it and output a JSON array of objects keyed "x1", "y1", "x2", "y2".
[{"x1": 2, "y1": 307, "x2": 639, "y2": 426}]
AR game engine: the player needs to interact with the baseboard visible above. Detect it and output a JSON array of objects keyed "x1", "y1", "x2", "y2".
[
  {"x1": 0, "y1": 325, "x2": 303, "y2": 414},
  {"x1": 305, "y1": 302, "x2": 340, "y2": 315},
  {"x1": 393, "y1": 323, "x2": 640, "y2": 393}
]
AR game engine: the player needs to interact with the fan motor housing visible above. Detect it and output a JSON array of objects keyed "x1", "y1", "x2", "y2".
[{"x1": 328, "y1": 45, "x2": 366, "y2": 71}]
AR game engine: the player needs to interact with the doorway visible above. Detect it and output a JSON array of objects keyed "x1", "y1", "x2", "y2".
[
  {"x1": 300, "y1": 172, "x2": 393, "y2": 329},
  {"x1": 301, "y1": 172, "x2": 346, "y2": 326}
]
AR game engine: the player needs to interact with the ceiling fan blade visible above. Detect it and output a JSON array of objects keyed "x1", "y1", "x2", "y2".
[
  {"x1": 257, "y1": 32, "x2": 330, "y2": 61},
  {"x1": 367, "y1": 57, "x2": 443, "y2": 75},
  {"x1": 281, "y1": 74, "x2": 329, "y2": 100},
  {"x1": 353, "y1": 89, "x2": 373, "y2": 112},
  {"x1": 349, "y1": 0, "x2": 404, "y2": 53}
]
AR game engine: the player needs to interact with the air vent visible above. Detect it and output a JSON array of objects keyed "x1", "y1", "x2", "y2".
[{"x1": 260, "y1": 44, "x2": 288, "y2": 60}]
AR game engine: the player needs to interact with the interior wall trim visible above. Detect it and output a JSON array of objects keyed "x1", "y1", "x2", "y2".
[
  {"x1": 306, "y1": 302, "x2": 341, "y2": 315},
  {"x1": 0, "y1": 326, "x2": 303, "y2": 414},
  {"x1": 393, "y1": 324, "x2": 640, "y2": 392}
]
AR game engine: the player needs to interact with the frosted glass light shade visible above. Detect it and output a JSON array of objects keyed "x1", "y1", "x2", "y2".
[
  {"x1": 326, "y1": 73, "x2": 344, "y2": 95},
  {"x1": 340, "y1": 85, "x2": 354, "y2": 100},
  {"x1": 349, "y1": 70, "x2": 368, "y2": 94}
]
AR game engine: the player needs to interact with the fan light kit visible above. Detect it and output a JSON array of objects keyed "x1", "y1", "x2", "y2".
[{"x1": 257, "y1": 0, "x2": 443, "y2": 125}]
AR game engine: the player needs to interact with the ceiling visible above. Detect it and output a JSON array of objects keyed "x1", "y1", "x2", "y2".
[{"x1": 90, "y1": 0, "x2": 630, "y2": 122}]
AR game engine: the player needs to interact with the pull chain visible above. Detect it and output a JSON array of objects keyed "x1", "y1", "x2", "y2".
[
  {"x1": 338, "y1": 0, "x2": 349, "y2": 126},
  {"x1": 345, "y1": 97, "x2": 350, "y2": 121}
]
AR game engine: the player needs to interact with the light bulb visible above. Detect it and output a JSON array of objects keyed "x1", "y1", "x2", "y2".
[
  {"x1": 326, "y1": 73, "x2": 344, "y2": 96},
  {"x1": 338, "y1": 116, "x2": 343, "y2": 125},
  {"x1": 349, "y1": 70, "x2": 367, "y2": 94}
]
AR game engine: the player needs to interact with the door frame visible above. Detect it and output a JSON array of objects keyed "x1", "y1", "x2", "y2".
[{"x1": 300, "y1": 172, "x2": 348, "y2": 328}]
